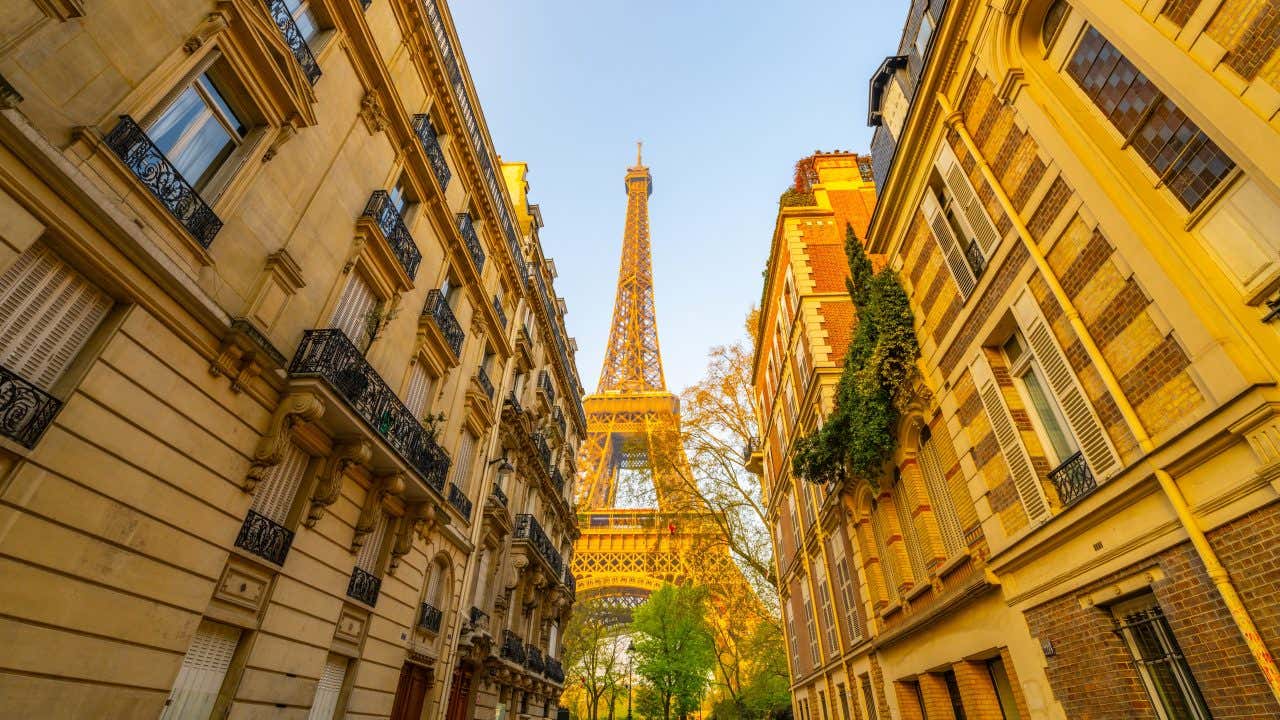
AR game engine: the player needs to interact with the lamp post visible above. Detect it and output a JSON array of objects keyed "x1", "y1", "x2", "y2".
[{"x1": 626, "y1": 641, "x2": 634, "y2": 720}]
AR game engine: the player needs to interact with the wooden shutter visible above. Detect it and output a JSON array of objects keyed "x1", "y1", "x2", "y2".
[
  {"x1": 892, "y1": 476, "x2": 927, "y2": 582},
  {"x1": 403, "y1": 362, "x2": 433, "y2": 418},
  {"x1": 329, "y1": 274, "x2": 377, "y2": 347},
  {"x1": 307, "y1": 655, "x2": 348, "y2": 720},
  {"x1": 1019, "y1": 307, "x2": 1120, "y2": 479},
  {"x1": 870, "y1": 507, "x2": 901, "y2": 600},
  {"x1": 974, "y1": 357, "x2": 1051, "y2": 524},
  {"x1": 938, "y1": 145, "x2": 1000, "y2": 254},
  {"x1": 355, "y1": 508, "x2": 388, "y2": 573},
  {"x1": 0, "y1": 243, "x2": 111, "y2": 390},
  {"x1": 921, "y1": 191, "x2": 977, "y2": 297},
  {"x1": 251, "y1": 440, "x2": 309, "y2": 524},
  {"x1": 818, "y1": 576, "x2": 837, "y2": 653},
  {"x1": 160, "y1": 619, "x2": 240, "y2": 720}
]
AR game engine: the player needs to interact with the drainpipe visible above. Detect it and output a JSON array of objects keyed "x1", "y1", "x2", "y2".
[{"x1": 937, "y1": 93, "x2": 1280, "y2": 703}]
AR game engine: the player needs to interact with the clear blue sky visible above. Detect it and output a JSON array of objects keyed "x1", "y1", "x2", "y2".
[{"x1": 451, "y1": 1, "x2": 909, "y2": 394}]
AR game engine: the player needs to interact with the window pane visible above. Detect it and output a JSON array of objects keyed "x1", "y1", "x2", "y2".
[
  {"x1": 149, "y1": 83, "x2": 235, "y2": 190},
  {"x1": 1067, "y1": 27, "x2": 1107, "y2": 85},
  {"x1": 1020, "y1": 364, "x2": 1076, "y2": 462},
  {"x1": 286, "y1": 0, "x2": 320, "y2": 43},
  {"x1": 1167, "y1": 133, "x2": 1236, "y2": 210},
  {"x1": 1094, "y1": 54, "x2": 1139, "y2": 117},
  {"x1": 1109, "y1": 72, "x2": 1159, "y2": 138},
  {"x1": 198, "y1": 74, "x2": 246, "y2": 137}
]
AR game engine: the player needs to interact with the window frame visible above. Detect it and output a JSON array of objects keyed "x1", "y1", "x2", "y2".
[
  {"x1": 1111, "y1": 594, "x2": 1212, "y2": 720},
  {"x1": 1003, "y1": 330, "x2": 1077, "y2": 467}
]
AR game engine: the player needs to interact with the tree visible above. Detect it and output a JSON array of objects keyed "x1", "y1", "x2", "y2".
[
  {"x1": 631, "y1": 584, "x2": 717, "y2": 720},
  {"x1": 563, "y1": 599, "x2": 626, "y2": 720}
]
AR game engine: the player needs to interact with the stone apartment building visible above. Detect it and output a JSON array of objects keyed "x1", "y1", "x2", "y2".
[
  {"x1": 0, "y1": 1, "x2": 581, "y2": 719},
  {"x1": 755, "y1": 0, "x2": 1280, "y2": 718}
]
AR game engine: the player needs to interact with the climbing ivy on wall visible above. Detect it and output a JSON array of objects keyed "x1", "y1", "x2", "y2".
[{"x1": 792, "y1": 225, "x2": 919, "y2": 487}]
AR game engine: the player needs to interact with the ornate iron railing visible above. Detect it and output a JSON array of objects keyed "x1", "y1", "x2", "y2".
[
  {"x1": 537, "y1": 370, "x2": 555, "y2": 405},
  {"x1": 448, "y1": 482, "x2": 473, "y2": 520},
  {"x1": 263, "y1": 0, "x2": 321, "y2": 85},
  {"x1": 505, "y1": 391, "x2": 523, "y2": 415},
  {"x1": 519, "y1": 325, "x2": 533, "y2": 348},
  {"x1": 492, "y1": 483, "x2": 508, "y2": 506},
  {"x1": 476, "y1": 367, "x2": 494, "y2": 400},
  {"x1": 500, "y1": 630, "x2": 525, "y2": 663},
  {"x1": 549, "y1": 466, "x2": 565, "y2": 496},
  {"x1": 0, "y1": 363, "x2": 62, "y2": 449},
  {"x1": 469, "y1": 606, "x2": 489, "y2": 632},
  {"x1": 562, "y1": 568, "x2": 576, "y2": 596},
  {"x1": 963, "y1": 239, "x2": 986, "y2": 280},
  {"x1": 514, "y1": 513, "x2": 563, "y2": 577},
  {"x1": 234, "y1": 509, "x2": 294, "y2": 565},
  {"x1": 103, "y1": 116, "x2": 222, "y2": 248},
  {"x1": 1048, "y1": 451, "x2": 1096, "y2": 508},
  {"x1": 531, "y1": 431, "x2": 552, "y2": 469},
  {"x1": 492, "y1": 295, "x2": 507, "y2": 328},
  {"x1": 544, "y1": 657, "x2": 564, "y2": 684},
  {"x1": 525, "y1": 645, "x2": 545, "y2": 673},
  {"x1": 347, "y1": 566, "x2": 381, "y2": 606},
  {"x1": 412, "y1": 114, "x2": 451, "y2": 191},
  {"x1": 419, "y1": 602, "x2": 443, "y2": 632},
  {"x1": 288, "y1": 329, "x2": 451, "y2": 491},
  {"x1": 423, "y1": 289, "x2": 465, "y2": 357},
  {"x1": 363, "y1": 190, "x2": 422, "y2": 281},
  {"x1": 551, "y1": 406, "x2": 566, "y2": 438},
  {"x1": 456, "y1": 213, "x2": 486, "y2": 273}
]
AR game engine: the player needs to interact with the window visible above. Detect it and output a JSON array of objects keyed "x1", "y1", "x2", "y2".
[
  {"x1": 354, "y1": 508, "x2": 389, "y2": 575},
  {"x1": 441, "y1": 274, "x2": 460, "y2": 308},
  {"x1": 892, "y1": 471, "x2": 928, "y2": 582},
  {"x1": 307, "y1": 654, "x2": 350, "y2": 720},
  {"x1": 785, "y1": 603, "x2": 800, "y2": 669},
  {"x1": 160, "y1": 619, "x2": 242, "y2": 720},
  {"x1": 1003, "y1": 331, "x2": 1075, "y2": 466},
  {"x1": 387, "y1": 175, "x2": 414, "y2": 218},
  {"x1": 1065, "y1": 25, "x2": 1235, "y2": 211},
  {"x1": 284, "y1": 0, "x2": 321, "y2": 45},
  {"x1": 919, "y1": 426, "x2": 966, "y2": 558},
  {"x1": 831, "y1": 539, "x2": 862, "y2": 642},
  {"x1": 837, "y1": 684, "x2": 852, "y2": 720},
  {"x1": 870, "y1": 501, "x2": 901, "y2": 601},
  {"x1": 943, "y1": 670, "x2": 969, "y2": 720},
  {"x1": 329, "y1": 273, "x2": 378, "y2": 349},
  {"x1": 914, "y1": 11, "x2": 935, "y2": 57},
  {"x1": 403, "y1": 361, "x2": 435, "y2": 419},
  {"x1": 802, "y1": 583, "x2": 820, "y2": 663},
  {"x1": 860, "y1": 674, "x2": 879, "y2": 720},
  {"x1": 251, "y1": 440, "x2": 308, "y2": 525},
  {"x1": 1113, "y1": 595, "x2": 1211, "y2": 720},
  {"x1": 974, "y1": 355, "x2": 1052, "y2": 524},
  {"x1": 1041, "y1": 0, "x2": 1068, "y2": 48},
  {"x1": 987, "y1": 657, "x2": 1023, "y2": 720},
  {"x1": 452, "y1": 430, "x2": 476, "y2": 492},
  {"x1": 0, "y1": 242, "x2": 112, "y2": 390},
  {"x1": 817, "y1": 574, "x2": 838, "y2": 654},
  {"x1": 149, "y1": 65, "x2": 249, "y2": 192},
  {"x1": 818, "y1": 690, "x2": 829, "y2": 720}
]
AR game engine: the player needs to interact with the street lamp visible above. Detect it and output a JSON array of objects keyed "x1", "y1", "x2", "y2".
[{"x1": 626, "y1": 640, "x2": 634, "y2": 720}]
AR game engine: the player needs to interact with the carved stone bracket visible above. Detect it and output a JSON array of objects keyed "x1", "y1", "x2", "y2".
[
  {"x1": 352, "y1": 472, "x2": 406, "y2": 553},
  {"x1": 184, "y1": 12, "x2": 229, "y2": 53},
  {"x1": 244, "y1": 392, "x2": 324, "y2": 492},
  {"x1": 389, "y1": 500, "x2": 439, "y2": 574},
  {"x1": 306, "y1": 439, "x2": 373, "y2": 527},
  {"x1": 262, "y1": 120, "x2": 299, "y2": 163},
  {"x1": 358, "y1": 91, "x2": 390, "y2": 134}
]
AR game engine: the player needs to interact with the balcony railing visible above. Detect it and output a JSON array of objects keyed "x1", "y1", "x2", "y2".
[
  {"x1": 525, "y1": 645, "x2": 545, "y2": 673},
  {"x1": 0, "y1": 364, "x2": 63, "y2": 449},
  {"x1": 419, "y1": 602, "x2": 443, "y2": 632},
  {"x1": 264, "y1": 0, "x2": 321, "y2": 84},
  {"x1": 492, "y1": 484, "x2": 508, "y2": 506},
  {"x1": 549, "y1": 466, "x2": 565, "y2": 496},
  {"x1": 514, "y1": 513, "x2": 563, "y2": 577},
  {"x1": 411, "y1": 114, "x2": 451, "y2": 191},
  {"x1": 531, "y1": 431, "x2": 552, "y2": 469},
  {"x1": 552, "y1": 406, "x2": 566, "y2": 438},
  {"x1": 505, "y1": 391, "x2": 523, "y2": 415},
  {"x1": 363, "y1": 190, "x2": 422, "y2": 281},
  {"x1": 537, "y1": 370, "x2": 556, "y2": 405},
  {"x1": 963, "y1": 239, "x2": 986, "y2": 280},
  {"x1": 519, "y1": 325, "x2": 533, "y2": 349},
  {"x1": 423, "y1": 290, "x2": 465, "y2": 357},
  {"x1": 492, "y1": 295, "x2": 507, "y2": 328},
  {"x1": 544, "y1": 657, "x2": 564, "y2": 684},
  {"x1": 476, "y1": 367, "x2": 494, "y2": 401},
  {"x1": 456, "y1": 213, "x2": 486, "y2": 273},
  {"x1": 103, "y1": 116, "x2": 222, "y2": 248},
  {"x1": 1048, "y1": 451, "x2": 1097, "y2": 508},
  {"x1": 288, "y1": 329, "x2": 451, "y2": 491},
  {"x1": 448, "y1": 482, "x2": 473, "y2": 520},
  {"x1": 347, "y1": 566, "x2": 381, "y2": 606},
  {"x1": 563, "y1": 567, "x2": 576, "y2": 596},
  {"x1": 500, "y1": 630, "x2": 525, "y2": 663},
  {"x1": 234, "y1": 510, "x2": 294, "y2": 566}
]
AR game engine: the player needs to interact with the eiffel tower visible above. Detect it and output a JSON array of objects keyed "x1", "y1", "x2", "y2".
[{"x1": 571, "y1": 147, "x2": 751, "y2": 619}]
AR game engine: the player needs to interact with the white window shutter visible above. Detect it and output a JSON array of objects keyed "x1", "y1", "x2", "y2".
[
  {"x1": 403, "y1": 362, "x2": 433, "y2": 418},
  {"x1": 251, "y1": 440, "x2": 309, "y2": 524},
  {"x1": 355, "y1": 509, "x2": 388, "y2": 573},
  {"x1": 0, "y1": 243, "x2": 111, "y2": 390},
  {"x1": 974, "y1": 356, "x2": 1051, "y2": 524},
  {"x1": 937, "y1": 146, "x2": 1000, "y2": 255},
  {"x1": 921, "y1": 191, "x2": 976, "y2": 298},
  {"x1": 160, "y1": 619, "x2": 240, "y2": 720},
  {"x1": 450, "y1": 431, "x2": 475, "y2": 489},
  {"x1": 306, "y1": 655, "x2": 348, "y2": 720},
  {"x1": 329, "y1": 274, "x2": 377, "y2": 347}
]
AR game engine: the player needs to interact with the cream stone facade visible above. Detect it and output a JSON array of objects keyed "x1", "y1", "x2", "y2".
[{"x1": 0, "y1": 1, "x2": 581, "y2": 719}]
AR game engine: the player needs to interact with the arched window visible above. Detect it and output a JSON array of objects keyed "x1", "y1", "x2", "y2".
[
  {"x1": 869, "y1": 500, "x2": 900, "y2": 602},
  {"x1": 919, "y1": 426, "x2": 966, "y2": 557},
  {"x1": 427, "y1": 557, "x2": 451, "y2": 610},
  {"x1": 1042, "y1": 0, "x2": 1069, "y2": 48},
  {"x1": 891, "y1": 470, "x2": 929, "y2": 582}
]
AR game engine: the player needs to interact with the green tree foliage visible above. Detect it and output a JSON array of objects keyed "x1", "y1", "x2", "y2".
[
  {"x1": 563, "y1": 599, "x2": 626, "y2": 720},
  {"x1": 792, "y1": 224, "x2": 919, "y2": 487},
  {"x1": 631, "y1": 585, "x2": 717, "y2": 720},
  {"x1": 708, "y1": 620, "x2": 792, "y2": 720}
]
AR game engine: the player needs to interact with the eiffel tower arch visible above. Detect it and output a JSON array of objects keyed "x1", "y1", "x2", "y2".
[{"x1": 571, "y1": 147, "x2": 754, "y2": 623}]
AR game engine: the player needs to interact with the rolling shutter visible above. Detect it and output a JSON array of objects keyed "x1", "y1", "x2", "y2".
[
  {"x1": 306, "y1": 655, "x2": 349, "y2": 720},
  {"x1": 0, "y1": 243, "x2": 111, "y2": 389},
  {"x1": 251, "y1": 440, "x2": 309, "y2": 524},
  {"x1": 403, "y1": 362, "x2": 433, "y2": 418},
  {"x1": 974, "y1": 357, "x2": 1051, "y2": 524},
  {"x1": 938, "y1": 146, "x2": 1000, "y2": 255},
  {"x1": 355, "y1": 508, "x2": 388, "y2": 573},
  {"x1": 450, "y1": 431, "x2": 475, "y2": 489},
  {"x1": 921, "y1": 191, "x2": 977, "y2": 297},
  {"x1": 329, "y1": 274, "x2": 377, "y2": 347},
  {"x1": 159, "y1": 619, "x2": 240, "y2": 720}
]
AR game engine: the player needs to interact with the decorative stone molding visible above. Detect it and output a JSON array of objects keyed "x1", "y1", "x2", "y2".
[
  {"x1": 184, "y1": 12, "x2": 229, "y2": 53},
  {"x1": 245, "y1": 392, "x2": 324, "y2": 492},
  {"x1": 353, "y1": 472, "x2": 406, "y2": 552},
  {"x1": 306, "y1": 439, "x2": 373, "y2": 527},
  {"x1": 262, "y1": 121, "x2": 298, "y2": 163},
  {"x1": 0, "y1": 73, "x2": 24, "y2": 109},
  {"x1": 32, "y1": 0, "x2": 85, "y2": 21},
  {"x1": 389, "y1": 500, "x2": 445, "y2": 573},
  {"x1": 358, "y1": 91, "x2": 390, "y2": 134},
  {"x1": 211, "y1": 319, "x2": 288, "y2": 393}
]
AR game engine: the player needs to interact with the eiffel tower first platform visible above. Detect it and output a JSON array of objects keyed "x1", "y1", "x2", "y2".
[{"x1": 571, "y1": 148, "x2": 750, "y2": 617}]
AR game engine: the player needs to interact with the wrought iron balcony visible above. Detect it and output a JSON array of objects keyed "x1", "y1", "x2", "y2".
[
  {"x1": 492, "y1": 484, "x2": 508, "y2": 506},
  {"x1": 537, "y1": 370, "x2": 556, "y2": 405},
  {"x1": 448, "y1": 482, "x2": 473, "y2": 520},
  {"x1": 563, "y1": 568, "x2": 576, "y2": 596},
  {"x1": 419, "y1": 602, "x2": 443, "y2": 632},
  {"x1": 1048, "y1": 451, "x2": 1097, "y2": 508},
  {"x1": 456, "y1": 213, "x2": 486, "y2": 273},
  {"x1": 423, "y1": 289, "x2": 465, "y2": 357},
  {"x1": 531, "y1": 431, "x2": 552, "y2": 469},
  {"x1": 544, "y1": 657, "x2": 565, "y2": 684},
  {"x1": 234, "y1": 509, "x2": 294, "y2": 565},
  {"x1": 964, "y1": 239, "x2": 986, "y2": 280},
  {"x1": 514, "y1": 513, "x2": 563, "y2": 577},
  {"x1": 492, "y1": 295, "x2": 507, "y2": 328},
  {"x1": 505, "y1": 391, "x2": 523, "y2": 415},
  {"x1": 103, "y1": 116, "x2": 222, "y2": 248},
  {"x1": 412, "y1": 114, "x2": 451, "y2": 190},
  {"x1": 347, "y1": 566, "x2": 381, "y2": 606},
  {"x1": 264, "y1": 0, "x2": 321, "y2": 84},
  {"x1": 525, "y1": 645, "x2": 545, "y2": 673},
  {"x1": 476, "y1": 367, "x2": 494, "y2": 401},
  {"x1": 519, "y1": 325, "x2": 533, "y2": 349},
  {"x1": 288, "y1": 329, "x2": 451, "y2": 492},
  {"x1": 363, "y1": 190, "x2": 422, "y2": 281},
  {"x1": 0, "y1": 363, "x2": 62, "y2": 449},
  {"x1": 500, "y1": 630, "x2": 525, "y2": 663},
  {"x1": 469, "y1": 606, "x2": 489, "y2": 633},
  {"x1": 552, "y1": 406, "x2": 566, "y2": 438},
  {"x1": 549, "y1": 466, "x2": 565, "y2": 496}
]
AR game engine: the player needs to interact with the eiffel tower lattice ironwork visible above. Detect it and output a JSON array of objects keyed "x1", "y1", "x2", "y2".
[{"x1": 572, "y1": 148, "x2": 755, "y2": 619}]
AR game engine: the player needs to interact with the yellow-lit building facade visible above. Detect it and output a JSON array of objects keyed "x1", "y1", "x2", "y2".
[
  {"x1": 0, "y1": 1, "x2": 582, "y2": 719},
  {"x1": 756, "y1": 0, "x2": 1280, "y2": 719}
]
